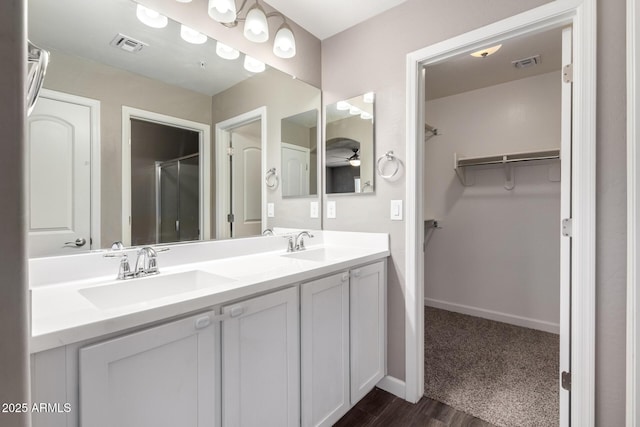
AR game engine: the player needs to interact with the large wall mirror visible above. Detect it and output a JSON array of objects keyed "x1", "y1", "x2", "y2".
[
  {"x1": 27, "y1": 0, "x2": 322, "y2": 257},
  {"x1": 325, "y1": 93, "x2": 375, "y2": 194}
]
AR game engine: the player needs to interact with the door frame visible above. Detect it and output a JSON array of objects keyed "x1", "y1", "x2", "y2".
[
  {"x1": 38, "y1": 88, "x2": 102, "y2": 250},
  {"x1": 405, "y1": 1, "x2": 596, "y2": 425},
  {"x1": 628, "y1": 0, "x2": 639, "y2": 423},
  {"x1": 215, "y1": 107, "x2": 267, "y2": 240},
  {"x1": 121, "y1": 107, "x2": 211, "y2": 246}
]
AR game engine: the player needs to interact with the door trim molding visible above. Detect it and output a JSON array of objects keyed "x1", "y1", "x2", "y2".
[
  {"x1": 121, "y1": 107, "x2": 211, "y2": 246},
  {"x1": 405, "y1": 2, "x2": 596, "y2": 425},
  {"x1": 214, "y1": 107, "x2": 268, "y2": 240},
  {"x1": 628, "y1": 0, "x2": 639, "y2": 423},
  {"x1": 39, "y1": 89, "x2": 101, "y2": 250}
]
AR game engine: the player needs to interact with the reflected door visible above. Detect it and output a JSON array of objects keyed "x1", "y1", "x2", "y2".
[
  {"x1": 281, "y1": 143, "x2": 310, "y2": 197},
  {"x1": 27, "y1": 95, "x2": 92, "y2": 257},
  {"x1": 230, "y1": 128, "x2": 261, "y2": 238},
  {"x1": 158, "y1": 155, "x2": 200, "y2": 243}
]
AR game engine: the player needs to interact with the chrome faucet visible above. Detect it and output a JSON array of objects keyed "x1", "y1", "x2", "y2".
[
  {"x1": 294, "y1": 231, "x2": 314, "y2": 251},
  {"x1": 134, "y1": 247, "x2": 160, "y2": 277}
]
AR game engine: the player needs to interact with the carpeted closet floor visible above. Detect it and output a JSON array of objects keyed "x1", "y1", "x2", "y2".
[{"x1": 424, "y1": 307, "x2": 559, "y2": 427}]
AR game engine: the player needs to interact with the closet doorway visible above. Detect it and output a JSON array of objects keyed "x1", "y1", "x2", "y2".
[{"x1": 420, "y1": 26, "x2": 570, "y2": 427}]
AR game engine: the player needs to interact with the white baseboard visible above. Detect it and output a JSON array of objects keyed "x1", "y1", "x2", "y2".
[
  {"x1": 424, "y1": 298, "x2": 560, "y2": 334},
  {"x1": 376, "y1": 375, "x2": 406, "y2": 399}
]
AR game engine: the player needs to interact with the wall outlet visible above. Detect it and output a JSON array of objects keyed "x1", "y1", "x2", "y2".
[
  {"x1": 390, "y1": 200, "x2": 403, "y2": 220},
  {"x1": 327, "y1": 201, "x2": 336, "y2": 219},
  {"x1": 310, "y1": 201, "x2": 319, "y2": 218},
  {"x1": 267, "y1": 203, "x2": 275, "y2": 218}
]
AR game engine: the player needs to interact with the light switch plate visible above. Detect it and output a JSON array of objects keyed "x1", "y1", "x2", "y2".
[
  {"x1": 327, "y1": 201, "x2": 336, "y2": 219},
  {"x1": 267, "y1": 203, "x2": 275, "y2": 218},
  {"x1": 310, "y1": 201, "x2": 319, "y2": 218},
  {"x1": 390, "y1": 200, "x2": 403, "y2": 220}
]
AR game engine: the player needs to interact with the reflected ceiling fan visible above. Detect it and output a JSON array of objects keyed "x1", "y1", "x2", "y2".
[{"x1": 328, "y1": 147, "x2": 361, "y2": 167}]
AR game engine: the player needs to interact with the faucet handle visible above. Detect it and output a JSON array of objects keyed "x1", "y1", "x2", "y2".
[
  {"x1": 283, "y1": 235, "x2": 295, "y2": 252},
  {"x1": 117, "y1": 255, "x2": 134, "y2": 280}
]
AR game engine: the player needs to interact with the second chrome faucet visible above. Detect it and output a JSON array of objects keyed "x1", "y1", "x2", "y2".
[{"x1": 286, "y1": 231, "x2": 314, "y2": 252}]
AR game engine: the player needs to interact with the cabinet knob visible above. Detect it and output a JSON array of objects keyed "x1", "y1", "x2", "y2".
[
  {"x1": 352, "y1": 269, "x2": 361, "y2": 278},
  {"x1": 341, "y1": 272, "x2": 349, "y2": 282},
  {"x1": 194, "y1": 315, "x2": 211, "y2": 330}
]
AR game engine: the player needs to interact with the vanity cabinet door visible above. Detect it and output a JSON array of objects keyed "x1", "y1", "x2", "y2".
[
  {"x1": 301, "y1": 272, "x2": 350, "y2": 427},
  {"x1": 79, "y1": 311, "x2": 218, "y2": 427},
  {"x1": 221, "y1": 286, "x2": 299, "y2": 427},
  {"x1": 350, "y1": 260, "x2": 386, "y2": 404}
]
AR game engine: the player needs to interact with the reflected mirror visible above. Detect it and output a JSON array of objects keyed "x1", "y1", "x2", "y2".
[
  {"x1": 281, "y1": 110, "x2": 319, "y2": 198},
  {"x1": 27, "y1": 0, "x2": 322, "y2": 257},
  {"x1": 325, "y1": 93, "x2": 375, "y2": 194}
]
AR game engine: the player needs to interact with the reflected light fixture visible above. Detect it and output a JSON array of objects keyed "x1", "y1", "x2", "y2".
[
  {"x1": 349, "y1": 106, "x2": 361, "y2": 115},
  {"x1": 216, "y1": 41, "x2": 240, "y2": 60},
  {"x1": 363, "y1": 92, "x2": 375, "y2": 103},
  {"x1": 244, "y1": 55, "x2": 266, "y2": 73},
  {"x1": 180, "y1": 25, "x2": 207, "y2": 44},
  {"x1": 336, "y1": 101, "x2": 351, "y2": 111},
  {"x1": 208, "y1": 0, "x2": 297, "y2": 58},
  {"x1": 348, "y1": 150, "x2": 361, "y2": 167},
  {"x1": 470, "y1": 44, "x2": 502, "y2": 58},
  {"x1": 360, "y1": 111, "x2": 373, "y2": 120},
  {"x1": 136, "y1": 4, "x2": 168, "y2": 28}
]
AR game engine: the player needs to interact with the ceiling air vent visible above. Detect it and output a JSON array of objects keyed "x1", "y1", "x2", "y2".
[
  {"x1": 512, "y1": 55, "x2": 541, "y2": 69},
  {"x1": 110, "y1": 33, "x2": 148, "y2": 53}
]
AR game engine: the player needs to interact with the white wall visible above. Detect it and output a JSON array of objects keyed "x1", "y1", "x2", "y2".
[{"x1": 424, "y1": 72, "x2": 561, "y2": 332}]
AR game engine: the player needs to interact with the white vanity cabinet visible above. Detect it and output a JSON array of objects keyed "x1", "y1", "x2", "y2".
[
  {"x1": 221, "y1": 286, "x2": 300, "y2": 427},
  {"x1": 349, "y1": 261, "x2": 386, "y2": 403},
  {"x1": 301, "y1": 260, "x2": 386, "y2": 427},
  {"x1": 79, "y1": 311, "x2": 218, "y2": 427},
  {"x1": 301, "y1": 271, "x2": 351, "y2": 427}
]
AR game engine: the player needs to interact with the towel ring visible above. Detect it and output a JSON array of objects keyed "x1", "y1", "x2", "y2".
[
  {"x1": 376, "y1": 151, "x2": 400, "y2": 179},
  {"x1": 265, "y1": 168, "x2": 279, "y2": 189}
]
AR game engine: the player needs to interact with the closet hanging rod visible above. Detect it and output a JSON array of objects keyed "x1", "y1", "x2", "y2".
[{"x1": 456, "y1": 149, "x2": 559, "y2": 168}]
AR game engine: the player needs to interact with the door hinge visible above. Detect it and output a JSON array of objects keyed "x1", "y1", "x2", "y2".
[
  {"x1": 227, "y1": 213, "x2": 235, "y2": 223},
  {"x1": 561, "y1": 371, "x2": 571, "y2": 391},
  {"x1": 563, "y1": 64, "x2": 573, "y2": 83},
  {"x1": 562, "y1": 218, "x2": 572, "y2": 237},
  {"x1": 227, "y1": 147, "x2": 234, "y2": 156}
]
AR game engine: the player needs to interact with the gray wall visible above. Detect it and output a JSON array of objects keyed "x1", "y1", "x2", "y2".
[
  {"x1": 322, "y1": 0, "x2": 552, "y2": 381},
  {"x1": 0, "y1": 0, "x2": 29, "y2": 426},
  {"x1": 43, "y1": 50, "x2": 213, "y2": 246}
]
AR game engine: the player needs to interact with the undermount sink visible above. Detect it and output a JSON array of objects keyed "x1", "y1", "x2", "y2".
[
  {"x1": 79, "y1": 270, "x2": 235, "y2": 310},
  {"x1": 281, "y1": 247, "x2": 353, "y2": 262}
]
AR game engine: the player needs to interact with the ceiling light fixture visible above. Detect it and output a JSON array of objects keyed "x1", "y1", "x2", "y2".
[
  {"x1": 244, "y1": 55, "x2": 265, "y2": 73},
  {"x1": 208, "y1": 0, "x2": 297, "y2": 58},
  {"x1": 470, "y1": 44, "x2": 502, "y2": 58},
  {"x1": 216, "y1": 41, "x2": 240, "y2": 60},
  {"x1": 136, "y1": 4, "x2": 168, "y2": 28},
  {"x1": 180, "y1": 25, "x2": 207, "y2": 44},
  {"x1": 348, "y1": 149, "x2": 361, "y2": 167}
]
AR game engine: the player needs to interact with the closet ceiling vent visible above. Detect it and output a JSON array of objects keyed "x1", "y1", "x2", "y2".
[
  {"x1": 110, "y1": 33, "x2": 148, "y2": 53},
  {"x1": 512, "y1": 54, "x2": 540, "y2": 69}
]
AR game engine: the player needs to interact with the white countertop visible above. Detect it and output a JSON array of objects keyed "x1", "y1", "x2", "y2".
[{"x1": 30, "y1": 231, "x2": 389, "y2": 353}]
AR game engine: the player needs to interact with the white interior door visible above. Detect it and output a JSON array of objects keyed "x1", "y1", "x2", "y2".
[
  {"x1": 282, "y1": 143, "x2": 310, "y2": 197},
  {"x1": 230, "y1": 123, "x2": 262, "y2": 238},
  {"x1": 559, "y1": 26, "x2": 573, "y2": 427},
  {"x1": 28, "y1": 95, "x2": 92, "y2": 257}
]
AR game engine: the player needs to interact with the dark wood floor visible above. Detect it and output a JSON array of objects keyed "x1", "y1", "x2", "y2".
[{"x1": 334, "y1": 388, "x2": 496, "y2": 427}]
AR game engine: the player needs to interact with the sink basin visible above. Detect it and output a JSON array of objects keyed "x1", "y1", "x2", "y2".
[
  {"x1": 79, "y1": 270, "x2": 235, "y2": 310},
  {"x1": 281, "y1": 247, "x2": 353, "y2": 262}
]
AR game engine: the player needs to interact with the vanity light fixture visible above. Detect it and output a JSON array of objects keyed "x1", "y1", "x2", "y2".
[
  {"x1": 208, "y1": 0, "x2": 297, "y2": 59},
  {"x1": 336, "y1": 101, "x2": 351, "y2": 111},
  {"x1": 349, "y1": 106, "x2": 361, "y2": 115},
  {"x1": 470, "y1": 44, "x2": 502, "y2": 58},
  {"x1": 136, "y1": 4, "x2": 168, "y2": 29},
  {"x1": 244, "y1": 55, "x2": 266, "y2": 73},
  {"x1": 363, "y1": 92, "x2": 375, "y2": 103},
  {"x1": 216, "y1": 41, "x2": 240, "y2": 60},
  {"x1": 180, "y1": 25, "x2": 207, "y2": 44},
  {"x1": 360, "y1": 111, "x2": 373, "y2": 120}
]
